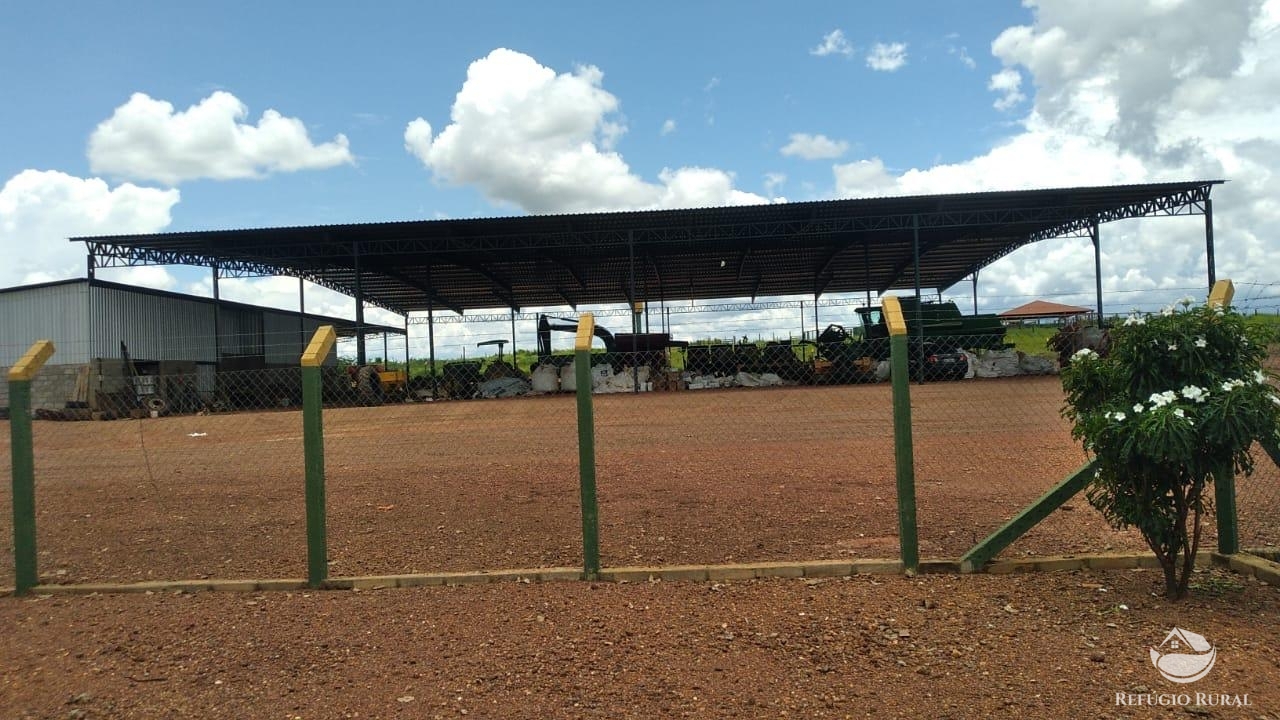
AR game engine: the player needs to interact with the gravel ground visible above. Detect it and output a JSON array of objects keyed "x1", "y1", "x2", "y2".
[{"x1": 2, "y1": 568, "x2": 1277, "y2": 718}]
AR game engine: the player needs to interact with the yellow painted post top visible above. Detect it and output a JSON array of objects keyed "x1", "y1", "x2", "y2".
[
  {"x1": 300, "y1": 325, "x2": 337, "y2": 367},
  {"x1": 1208, "y1": 279, "x2": 1234, "y2": 308},
  {"x1": 8, "y1": 340, "x2": 55, "y2": 381},
  {"x1": 881, "y1": 296, "x2": 908, "y2": 337},
  {"x1": 575, "y1": 313, "x2": 596, "y2": 351}
]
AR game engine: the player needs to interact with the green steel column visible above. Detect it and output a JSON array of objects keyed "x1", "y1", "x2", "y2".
[
  {"x1": 1214, "y1": 464, "x2": 1238, "y2": 555},
  {"x1": 890, "y1": 333, "x2": 920, "y2": 573},
  {"x1": 575, "y1": 348, "x2": 601, "y2": 579},
  {"x1": 302, "y1": 365, "x2": 328, "y2": 587},
  {"x1": 9, "y1": 379, "x2": 37, "y2": 594}
]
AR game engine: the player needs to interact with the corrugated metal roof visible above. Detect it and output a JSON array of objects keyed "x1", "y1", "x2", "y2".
[{"x1": 74, "y1": 181, "x2": 1222, "y2": 314}]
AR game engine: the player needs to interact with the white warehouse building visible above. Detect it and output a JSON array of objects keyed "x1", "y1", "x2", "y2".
[{"x1": 0, "y1": 278, "x2": 402, "y2": 412}]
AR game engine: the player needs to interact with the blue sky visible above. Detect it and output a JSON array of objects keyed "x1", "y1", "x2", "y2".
[{"x1": 2, "y1": 1, "x2": 1277, "y2": 356}]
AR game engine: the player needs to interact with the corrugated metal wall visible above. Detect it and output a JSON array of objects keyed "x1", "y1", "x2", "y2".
[
  {"x1": 3, "y1": 279, "x2": 361, "y2": 369},
  {"x1": 0, "y1": 282, "x2": 90, "y2": 365},
  {"x1": 263, "y1": 310, "x2": 309, "y2": 366},
  {"x1": 90, "y1": 283, "x2": 219, "y2": 362}
]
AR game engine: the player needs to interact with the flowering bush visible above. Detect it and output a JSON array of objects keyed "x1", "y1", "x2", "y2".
[{"x1": 1061, "y1": 297, "x2": 1280, "y2": 599}]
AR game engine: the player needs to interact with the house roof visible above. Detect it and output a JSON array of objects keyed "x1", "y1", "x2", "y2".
[{"x1": 998, "y1": 299, "x2": 1093, "y2": 319}]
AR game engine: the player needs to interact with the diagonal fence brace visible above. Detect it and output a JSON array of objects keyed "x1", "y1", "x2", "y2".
[{"x1": 959, "y1": 460, "x2": 1098, "y2": 573}]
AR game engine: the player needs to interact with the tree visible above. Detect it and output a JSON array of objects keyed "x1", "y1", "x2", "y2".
[{"x1": 1060, "y1": 298, "x2": 1280, "y2": 599}]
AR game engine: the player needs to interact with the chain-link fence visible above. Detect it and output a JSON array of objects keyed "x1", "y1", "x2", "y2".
[
  {"x1": 8, "y1": 366, "x2": 308, "y2": 587},
  {"x1": 909, "y1": 333, "x2": 1152, "y2": 561},
  {"x1": 3, "y1": 323, "x2": 1275, "y2": 590},
  {"x1": 1238, "y1": 443, "x2": 1280, "y2": 554},
  {"x1": 1238, "y1": 343, "x2": 1280, "y2": 556},
  {"x1": 592, "y1": 347, "x2": 896, "y2": 567}
]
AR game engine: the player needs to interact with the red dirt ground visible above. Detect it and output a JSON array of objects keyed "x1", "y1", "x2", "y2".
[
  {"x1": 2, "y1": 569, "x2": 1278, "y2": 718},
  {"x1": 2, "y1": 375, "x2": 1278, "y2": 718},
  {"x1": 0, "y1": 376, "x2": 1193, "y2": 588}
]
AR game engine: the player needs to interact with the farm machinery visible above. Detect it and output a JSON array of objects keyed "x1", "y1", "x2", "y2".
[
  {"x1": 806, "y1": 298, "x2": 1009, "y2": 382},
  {"x1": 535, "y1": 314, "x2": 688, "y2": 374}
]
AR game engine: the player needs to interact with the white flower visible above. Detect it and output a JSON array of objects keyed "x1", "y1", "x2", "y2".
[
  {"x1": 1221, "y1": 379, "x2": 1246, "y2": 393},
  {"x1": 1179, "y1": 296, "x2": 1195, "y2": 307},
  {"x1": 1072, "y1": 348, "x2": 1096, "y2": 360},
  {"x1": 1133, "y1": 403, "x2": 1145, "y2": 414},
  {"x1": 1180, "y1": 385, "x2": 1208, "y2": 403},
  {"x1": 1160, "y1": 306, "x2": 1175, "y2": 317},
  {"x1": 1167, "y1": 343, "x2": 1178, "y2": 351},
  {"x1": 1148, "y1": 390, "x2": 1178, "y2": 408},
  {"x1": 1110, "y1": 412, "x2": 1127, "y2": 422},
  {"x1": 1124, "y1": 314, "x2": 1146, "y2": 326},
  {"x1": 1271, "y1": 394, "x2": 1280, "y2": 407},
  {"x1": 1173, "y1": 408, "x2": 1186, "y2": 418},
  {"x1": 1255, "y1": 370, "x2": 1268, "y2": 384},
  {"x1": 1194, "y1": 337, "x2": 1207, "y2": 348}
]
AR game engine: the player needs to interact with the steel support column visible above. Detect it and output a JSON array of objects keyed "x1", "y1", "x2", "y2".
[
  {"x1": 427, "y1": 302, "x2": 437, "y2": 399},
  {"x1": 212, "y1": 264, "x2": 222, "y2": 371},
  {"x1": 864, "y1": 241, "x2": 872, "y2": 307},
  {"x1": 353, "y1": 243, "x2": 366, "y2": 365},
  {"x1": 1090, "y1": 220, "x2": 1103, "y2": 321},
  {"x1": 299, "y1": 277, "x2": 306, "y2": 351},
  {"x1": 971, "y1": 271, "x2": 979, "y2": 315},
  {"x1": 1204, "y1": 198, "x2": 1216, "y2": 291}
]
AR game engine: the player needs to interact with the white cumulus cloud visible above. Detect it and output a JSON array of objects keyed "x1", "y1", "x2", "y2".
[
  {"x1": 88, "y1": 91, "x2": 354, "y2": 185},
  {"x1": 404, "y1": 48, "x2": 766, "y2": 213},
  {"x1": 866, "y1": 42, "x2": 908, "y2": 71},
  {"x1": 811, "y1": 29, "x2": 854, "y2": 57},
  {"x1": 781, "y1": 133, "x2": 850, "y2": 160},
  {"x1": 661, "y1": 118, "x2": 677, "y2": 136},
  {"x1": 0, "y1": 169, "x2": 179, "y2": 288},
  {"x1": 833, "y1": 0, "x2": 1280, "y2": 313},
  {"x1": 988, "y1": 68, "x2": 1026, "y2": 111}
]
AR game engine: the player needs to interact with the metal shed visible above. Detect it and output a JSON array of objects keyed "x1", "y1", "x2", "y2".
[{"x1": 0, "y1": 278, "x2": 402, "y2": 410}]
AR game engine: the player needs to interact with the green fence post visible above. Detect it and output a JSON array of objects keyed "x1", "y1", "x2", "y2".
[
  {"x1": 8, "y1": 340, "x2": 55, "y2": 596},
  {"x1": 1207, "y1": 280, "x2": 1240, "y2": 555},
  {"x1": 883, "y1": 297, "x2": 919, "y2": 573},
  {"x1": 574, "y1": 313, "x2": 601, "y2": 580},
  {"x1": 1214, "y1": 464, "x2": 1239, "y2": 555},
  {"x1": 301, "y1": 326, "x2": 336, "y2": 588}
]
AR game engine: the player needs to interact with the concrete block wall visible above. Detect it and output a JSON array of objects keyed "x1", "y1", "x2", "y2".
[{"x1": 0, "y1": 363, "x2": 83, "y2": 411}]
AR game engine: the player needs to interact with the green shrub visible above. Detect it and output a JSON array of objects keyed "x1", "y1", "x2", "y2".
[{"x1": 1061, "y1": 297, "x2": 1280, "y2": 599}]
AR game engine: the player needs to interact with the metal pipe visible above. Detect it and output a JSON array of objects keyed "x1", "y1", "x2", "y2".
[
  {"x1": 510, "y1": 309, "x2": 517, "y2": 372},
  {"x1": 971, "y1": 271, "x2": 979, "y2": 315}
]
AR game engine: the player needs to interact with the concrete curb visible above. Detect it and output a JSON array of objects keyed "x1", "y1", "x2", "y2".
[
  {"x1": 1212, "y1": 552, "x2": 1280, "y2": 586},
  {"x1": 7, "y1": 551, "x2": 1273, "y2": 597}
]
